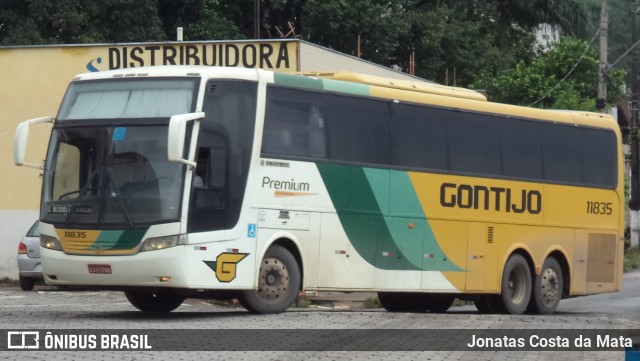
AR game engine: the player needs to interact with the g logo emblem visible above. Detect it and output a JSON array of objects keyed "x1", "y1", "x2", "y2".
[{"x1": 204, "y1": 253, "x2": 248, "y2": 283}]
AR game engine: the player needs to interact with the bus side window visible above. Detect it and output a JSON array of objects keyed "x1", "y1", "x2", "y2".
[
  {"x1": 189, "y1": 131, "x2": 229, "y2": 232},
  {"x1": 263, "y1": 87, "x2": 327, "y2": 159}
]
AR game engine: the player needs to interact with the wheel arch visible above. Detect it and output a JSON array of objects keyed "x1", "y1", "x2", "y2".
[
  {"x1": 265, "y1": 236, "x2": 304, "y2": 291},
  {"x1": 499, "y1": 247, "x2": 535, "y2": 294},
  {"x1": 544, "y1": 249, "x2": 571, "y2": 299}
]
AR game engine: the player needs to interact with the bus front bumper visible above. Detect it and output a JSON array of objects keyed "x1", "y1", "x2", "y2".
[{"x1": 40, "y1": 246, "x2": 190, "y2": 288}]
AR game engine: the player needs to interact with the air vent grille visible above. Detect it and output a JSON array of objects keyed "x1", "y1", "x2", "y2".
[
  {"x1": 487, "y1": 226, "x2": 494, "y2": 243},
  {"x1": 587, "y1": 233, "x2": 616, "y2": 283}
]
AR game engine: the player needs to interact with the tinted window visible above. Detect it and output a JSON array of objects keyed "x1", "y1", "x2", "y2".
[
  {"x1": 447, "y1": 113, "x2": 501, "y2": 175},
  {"x1": 392, "y1": 103, "x2": 447, "y2": 170},
  {"x1": 501, "y1": 121, "x2": 543, "y2": 180},
  {"x1": 189, "y1": 80, "x2": 257, "y2": 233},
  {"x1": 264, "y1": 86, "x2": 390, "y2": 165},
  {"x1": 581, "y1": 128, "x2": 617, "y2": 187},
  {"x1": 262, "y1": 85, "x2": 617, "y2": 189},
  {"x1": 263, "y1": 87, "x2": 326, "y2": 158},
  {"x1": 323, "y1": 94, "x2": 390, "y2": 164},
  {"x1": 543, "y1": 125, "x2": 583, "y2": 184}
]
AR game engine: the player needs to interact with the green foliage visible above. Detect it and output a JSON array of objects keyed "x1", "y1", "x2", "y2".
[
  {"x1": 490, "y1": 0, "x2": 589, "y2": 36},
  {"x1": 158, "y1": 0, "x2": 243, "y2": 41},
  {"x1": 624, "y1": 247, "x2": 640, "y2": 273},
  {"x1": 0, "y1": 0, "x2": 629, "y2": 110},
  {"x1": 477, "y1": 37, "x2": 626, "y2": 110},
  {"x1": 0, "y1": 0, "x2": 167, "y2": 45},
  {"x1": 303, "y1": 0, "x2": 412, "y2": 65},
  {"x1": 403, "y1": 2, "x2": 536, "y2": 86}
]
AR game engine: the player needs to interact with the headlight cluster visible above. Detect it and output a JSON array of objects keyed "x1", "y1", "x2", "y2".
[
  {"x1": 40, "y1": 235, "x2": 62, "y2": 251},
  {"x1": 140, "y1": 235, "x2": 186, "y2": 252}
]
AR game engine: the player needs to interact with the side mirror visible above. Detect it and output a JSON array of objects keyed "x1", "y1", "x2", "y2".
[
  {"x1": 14, "y1": 116, "x2": 54, "y2": 169},
  {"x1": 167, "y1": 112, "x2": 204, "y2": 168}
]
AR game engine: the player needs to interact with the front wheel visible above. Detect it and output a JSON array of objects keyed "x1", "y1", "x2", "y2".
[
  {"x1": 239, "y1": 245, "x2": 301, "y2": 314},
  {"x1": 529, "y1": 257, "x2": 563, "y2": 314},
  {"x1": 499, "y1": 254, "x2": 532, "y2": 315},
  {"x1": 124, "y1": 289, "x2": 185, "y2": 313}
]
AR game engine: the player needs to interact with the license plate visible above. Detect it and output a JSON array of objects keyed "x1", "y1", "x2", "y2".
[{"x1": 88, "y1": 264, "x2": 112, "y2": 274}]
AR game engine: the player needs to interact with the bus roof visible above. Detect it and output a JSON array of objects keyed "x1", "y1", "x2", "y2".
[
  {"x1": 69, "y1": 66, "x2": 618, "y2": 133},
  {"x1": 301, "y1": 71, "x2": 488, "y2": 102}
]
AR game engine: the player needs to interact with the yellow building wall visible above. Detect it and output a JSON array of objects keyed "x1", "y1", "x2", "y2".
[{"x1": 0, "y1": 40, "x2": 299, "y2": 279}]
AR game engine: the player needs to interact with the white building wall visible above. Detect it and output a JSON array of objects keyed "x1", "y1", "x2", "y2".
[
  {"x1": 299, "y1": 42, "x2": 419, "y2": 81},
  {"x1": 1, "y1": 210, "x2": 39, "y2": 281}
]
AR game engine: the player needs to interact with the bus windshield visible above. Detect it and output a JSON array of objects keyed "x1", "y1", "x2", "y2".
[
  {"x1": 58, "y1": 78, "x2": 197, "y2": 120},
  {"x1": 41, "y1": 125, "x2": 186, "y2": 227}
]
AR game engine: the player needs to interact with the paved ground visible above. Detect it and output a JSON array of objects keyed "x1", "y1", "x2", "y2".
[{"x1": 0, "y1": 270, "x2": 638, "y2": 360}]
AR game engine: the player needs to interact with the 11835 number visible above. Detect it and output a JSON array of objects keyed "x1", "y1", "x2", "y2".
[{"x1": 586, "y1": 201, "x2": 612, "y2": 215}]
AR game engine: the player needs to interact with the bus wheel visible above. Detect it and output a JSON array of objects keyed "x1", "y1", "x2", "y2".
[
  {"x1": 529, "y1": 257, "x2": 563, "y2": 314},
  {"x1": 378, "y1": 292, "x2": 427, "y2": 312},
  {"x1": 124, "y1": 290, "x2": 185, "y2": 313},
  {"x1": 240, "y1": 245, "x2": 301, "y2": 314},
  {"x1": 424, "y1": 294, "x2": 454, "y2": 313},
  {"x1": 499, "y1": 254, "x2": 532, "y2": 315}
]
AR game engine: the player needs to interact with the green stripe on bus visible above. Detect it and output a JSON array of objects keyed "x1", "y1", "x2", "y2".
[
  {"x1": 93, "y1": 229, "x2": 147, "y2": 250},
  {"x1": 273, "y1": 73, "x2": 370, "y2": 96},
  {"x1": 317, "y1": 163, "x2": 419, "y2": 270},
  {"x1": 318, "y1": 163, "x2": 463, "y2": 272},
  {"x1": 273, "y1": 73, "x2": 324, "y2": 91},
  {"x1": 322, "y1": 79, "x2": 370, "y2": 96}
]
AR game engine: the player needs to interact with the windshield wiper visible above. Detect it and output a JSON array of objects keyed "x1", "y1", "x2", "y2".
[
  {"x1": 63, "y1": 169, "x2": 100, "y2": 227},
  {"x1": 105, "y1": 166, "x2": 134, "y2": 229}
]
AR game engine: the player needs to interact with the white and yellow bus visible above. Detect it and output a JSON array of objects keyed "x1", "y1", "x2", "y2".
[{"x1": 14, "y1": 66, "x2": 623, "y2": 315}]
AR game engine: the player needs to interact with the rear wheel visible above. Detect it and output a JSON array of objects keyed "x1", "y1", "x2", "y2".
[
  {"x1": 378, "y1": 292, "x2": 428, "y2": 312},
  {"x1": 529, "y1": 257, "x2": 563, "y2": 314},
  {"x1": 124, "y1": 290, "x2": 185, "y2": 313},
  {"x1": 498, "y1": 254, "x2": 532, "y2": 315},
  {"x1": 239, "y1": 245, "x2": 301, "y2": 314},
  {"x1": 19, "y1": 276, "x2": 35, "y2": 291}
]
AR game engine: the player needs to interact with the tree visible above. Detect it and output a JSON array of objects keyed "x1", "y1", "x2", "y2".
[
  {"x1": 302, "y1": 0, "x2": 412, "y2": 65},
  {"x1": 581, "y1": 0, "x2": 636, "y2": 70},
  {"x1": 478, "y1": 37, "x2": 626, "y2": 110},
  {"x1": 96, "y1": 0, "x2": 165, "y2": 42},
  {"x1": 0, "y1": 0, "x2": 165, "y2": 45},
  {"x1": 0, "y1": 0, "x2": 105, "y2": 45},
  {"x1": 158, "y1": 0, "x2": 244, "y2": 41},
  {"x1": 491, "y1": 0, "x2": 589, "y2": 36},
  {"x1": 398, "y1": 1, "x2": 536, "y2": 86}
]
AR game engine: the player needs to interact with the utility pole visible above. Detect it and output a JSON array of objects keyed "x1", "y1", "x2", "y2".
[
  {"x1": 254, "y1": 0, "x2": 260, "y2": 39},
  {"x1": 631, "y1": 3, "x2": 640, "y2": 248},
  {"x1": 597, "y1": 0, "x2": 608, "y2": 111}
]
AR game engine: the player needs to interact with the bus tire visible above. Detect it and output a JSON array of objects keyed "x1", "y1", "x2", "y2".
[
  {"x1": 499, "y1": 254, "x2": 532, "y2": 315},
  {"x1": 424, "y1": 294, "x2": 454, "y2": 313},
  {"x1": 529, "y1": 257, "x2": 563, "y2": 315},
  {"x1": 124, "y1": 289, "x2": 185, "y2": 313},
  {"x1": 378, "y1": 292, "x2": 427, "y2": 312},
  {"x1": 240, "y1": 245, "x2": 301, "y2": 314}
]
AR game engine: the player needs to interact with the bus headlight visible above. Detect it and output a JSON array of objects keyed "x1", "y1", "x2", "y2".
[
  {"x1": 140, "y1": 235, "x2": 186, "y2": 252},
  {"x1": 40, "y1": 235, "x2": 62, "y2": 251}
]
